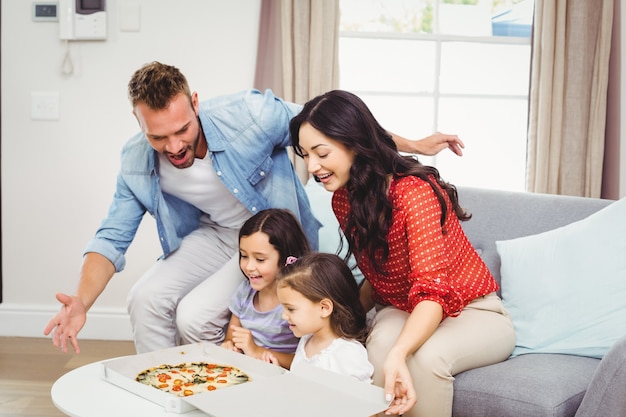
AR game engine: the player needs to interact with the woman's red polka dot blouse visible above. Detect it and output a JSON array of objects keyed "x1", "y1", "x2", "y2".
[{"x1": 332, "y1": 176, "x2": 498, "y2": 318}]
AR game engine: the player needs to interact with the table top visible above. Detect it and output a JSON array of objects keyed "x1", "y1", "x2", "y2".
[{"x1": 51, "y1": 361, "x2": 208, "y2": 417}]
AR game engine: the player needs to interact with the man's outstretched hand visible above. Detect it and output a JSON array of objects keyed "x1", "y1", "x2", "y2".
[{"x1": 43, "y1": 292, "x2": 87, "y2": 353}]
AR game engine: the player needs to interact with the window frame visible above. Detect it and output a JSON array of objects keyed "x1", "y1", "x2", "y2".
[{"x1": 338, "y1": 14, "x2": 533, "y2": 191}]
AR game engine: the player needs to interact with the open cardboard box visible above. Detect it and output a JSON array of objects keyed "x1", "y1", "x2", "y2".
[{"x1": 103, "y1": 342, "x2": 391, "y2": 416}]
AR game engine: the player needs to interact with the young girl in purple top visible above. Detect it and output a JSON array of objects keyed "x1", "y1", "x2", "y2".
[{"x1": 221, "y1": 208, "x2": 310, "y2": 369}]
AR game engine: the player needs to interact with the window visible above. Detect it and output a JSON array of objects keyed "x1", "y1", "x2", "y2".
[{"x1": 339, "y1": 0, "x2": 533, "y2": 192}]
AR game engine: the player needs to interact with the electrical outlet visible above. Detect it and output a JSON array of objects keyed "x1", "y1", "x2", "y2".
[{"x1": 31, "y1": 92, "x2": 60, "y2": 120}]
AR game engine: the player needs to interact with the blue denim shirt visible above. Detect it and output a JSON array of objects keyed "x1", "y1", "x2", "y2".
[{"x1": 84, "y1": 89, "x2": 320, "y2": 272}]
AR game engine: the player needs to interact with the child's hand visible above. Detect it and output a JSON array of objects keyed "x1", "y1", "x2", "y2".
[
  {"x1": 220, "y1": 340, "x2": 242, "y2": 353},
  {"x1": 230, "y1": 325, "x2": 260, "y2": 356},
  {"x1": 260, "y1": 350, "x2": 279, "y2": 366}
]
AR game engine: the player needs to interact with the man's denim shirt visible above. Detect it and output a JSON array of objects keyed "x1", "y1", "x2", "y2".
[{"x1": 84, "y1": 89, "x2": 321, "y2": 272}]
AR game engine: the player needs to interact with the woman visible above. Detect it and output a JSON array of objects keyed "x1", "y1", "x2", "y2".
[{"x1": 289, "y1": 90, "x2": 515, "y2": 417}]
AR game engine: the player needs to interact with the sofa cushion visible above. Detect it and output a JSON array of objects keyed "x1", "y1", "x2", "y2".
[
  {"x1": 453, "y1": 354, "x2": 600, "y2": 417},
  {"x1": 456, "y1": 186, "x2": 613, "y2": 291},
  {"x1": 574, "y1": 334, "x2": 626, "y2": 417},
  {"x1": 496, "y1": 197, "x2": 626, "y2": 358}
]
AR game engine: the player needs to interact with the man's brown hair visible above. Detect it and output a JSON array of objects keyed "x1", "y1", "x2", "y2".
[{"x1": 127, "y1": 61, "x2": 191, "y2": 110}]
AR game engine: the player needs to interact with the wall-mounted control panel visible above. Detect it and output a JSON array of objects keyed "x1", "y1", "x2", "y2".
[
  {"x1": 32, "y1": 2, "x2": 59, "y2": 21},
  {"x1": 59, "y1": 0, "x2": 107, "y2": 40}
]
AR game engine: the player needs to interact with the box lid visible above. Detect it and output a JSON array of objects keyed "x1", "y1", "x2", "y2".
[{"x1": 183, "y1": 360, "x2": 391, "y2": 417}]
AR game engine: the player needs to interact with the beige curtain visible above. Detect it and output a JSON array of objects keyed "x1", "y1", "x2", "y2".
[
  {"x1": 254, "y1": 0, "x2": 340, "y2": 183},
  {"x1": 526, "y1": 0, "x2": 614, "y2": 198}
]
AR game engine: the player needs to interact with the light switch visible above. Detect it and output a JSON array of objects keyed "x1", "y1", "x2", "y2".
[{"x1": 31, "y1": 92, "x2": 60, "y2": 120}]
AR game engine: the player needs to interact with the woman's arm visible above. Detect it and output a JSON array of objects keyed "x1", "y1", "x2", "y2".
[
  {"x1": 382, "y1": 180, "x2": 449, "y2": 414},
  {"x1": 383, "y1": 300, "x2": 443, "y2": 415},
  {"x1": 391, "y1": 132, "x2": 465, "y2": 156}
]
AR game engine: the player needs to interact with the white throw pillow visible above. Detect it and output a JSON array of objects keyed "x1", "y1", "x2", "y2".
[{"x1": 497, "y1": 197, "x2": 626, "y2": 358}]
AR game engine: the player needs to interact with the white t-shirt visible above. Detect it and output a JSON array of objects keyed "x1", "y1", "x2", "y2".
[
  {"x1": 158, "y1": 152, "x2": 250, "y2": 229},
  {"x1": 291, "y1": 334, "x2": 374, "y2": 383}
]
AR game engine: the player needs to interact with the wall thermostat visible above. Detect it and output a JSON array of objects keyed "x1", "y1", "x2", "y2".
[{"x1": 32, "y1": 2, "x2": 59, "y2": 21}]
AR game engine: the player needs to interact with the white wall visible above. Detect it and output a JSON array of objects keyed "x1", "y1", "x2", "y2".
[
  {"x1": 1, "y1": 0, "x2": 261, "y2": 340},
  {"x1": 1, "y1": 0, "x2": 625, "y2": 342}
]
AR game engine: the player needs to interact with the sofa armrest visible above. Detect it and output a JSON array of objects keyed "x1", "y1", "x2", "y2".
[{"x1": 574, "y1": 334, "x2": 626, "y2": 417}]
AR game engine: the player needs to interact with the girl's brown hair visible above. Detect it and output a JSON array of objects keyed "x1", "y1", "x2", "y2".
[
  {"x1": 239, "y1": 208, "x2": 311, "y2": 266},
  {"x1": 277, "y1": 252, "x2": 367, "y2": 342}
]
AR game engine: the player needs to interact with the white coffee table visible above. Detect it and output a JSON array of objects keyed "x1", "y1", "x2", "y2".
[{"x1": 51, "y1": 360, "x2": 208, "y2": 416}]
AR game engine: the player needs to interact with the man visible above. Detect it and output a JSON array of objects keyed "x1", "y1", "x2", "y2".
[{"x1": 44, "y1": 62, "x2": 464, "y2": 354}]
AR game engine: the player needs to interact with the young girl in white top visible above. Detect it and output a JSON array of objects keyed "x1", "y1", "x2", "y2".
[
  {"x1": 273, "y1": 252, "x2": 373, "y2": 383},
  {"x1": 221, "y1": 209, "x2": 310, "y2": 369}
]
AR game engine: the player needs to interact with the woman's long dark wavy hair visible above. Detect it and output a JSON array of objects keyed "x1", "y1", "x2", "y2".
[{"x1": 289, "y1": 90, "x2": 470, "y2": 273}]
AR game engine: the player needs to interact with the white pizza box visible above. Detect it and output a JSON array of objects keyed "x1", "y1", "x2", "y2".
[
  {"x1": 184, "y1": 358, "x2": 391, "y2": 417},
  {"x1": 102, "y1": 342, "x2": 391, "y2": 416},
  {"x1": 102, "y1": 342, "x2": 285, "y2": 413}
]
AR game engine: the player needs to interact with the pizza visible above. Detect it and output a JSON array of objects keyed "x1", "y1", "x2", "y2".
[{"x1": 135, "y1": 362, "x2": 250, "y2": 397}]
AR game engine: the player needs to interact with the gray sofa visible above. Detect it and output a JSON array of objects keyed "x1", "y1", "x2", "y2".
[
  {"x1": 305, "y1": 180, "x2": 626, "y2": 417},
  {"x1": 452, "y1": 186, "x2": 626, "y2": 417}
]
